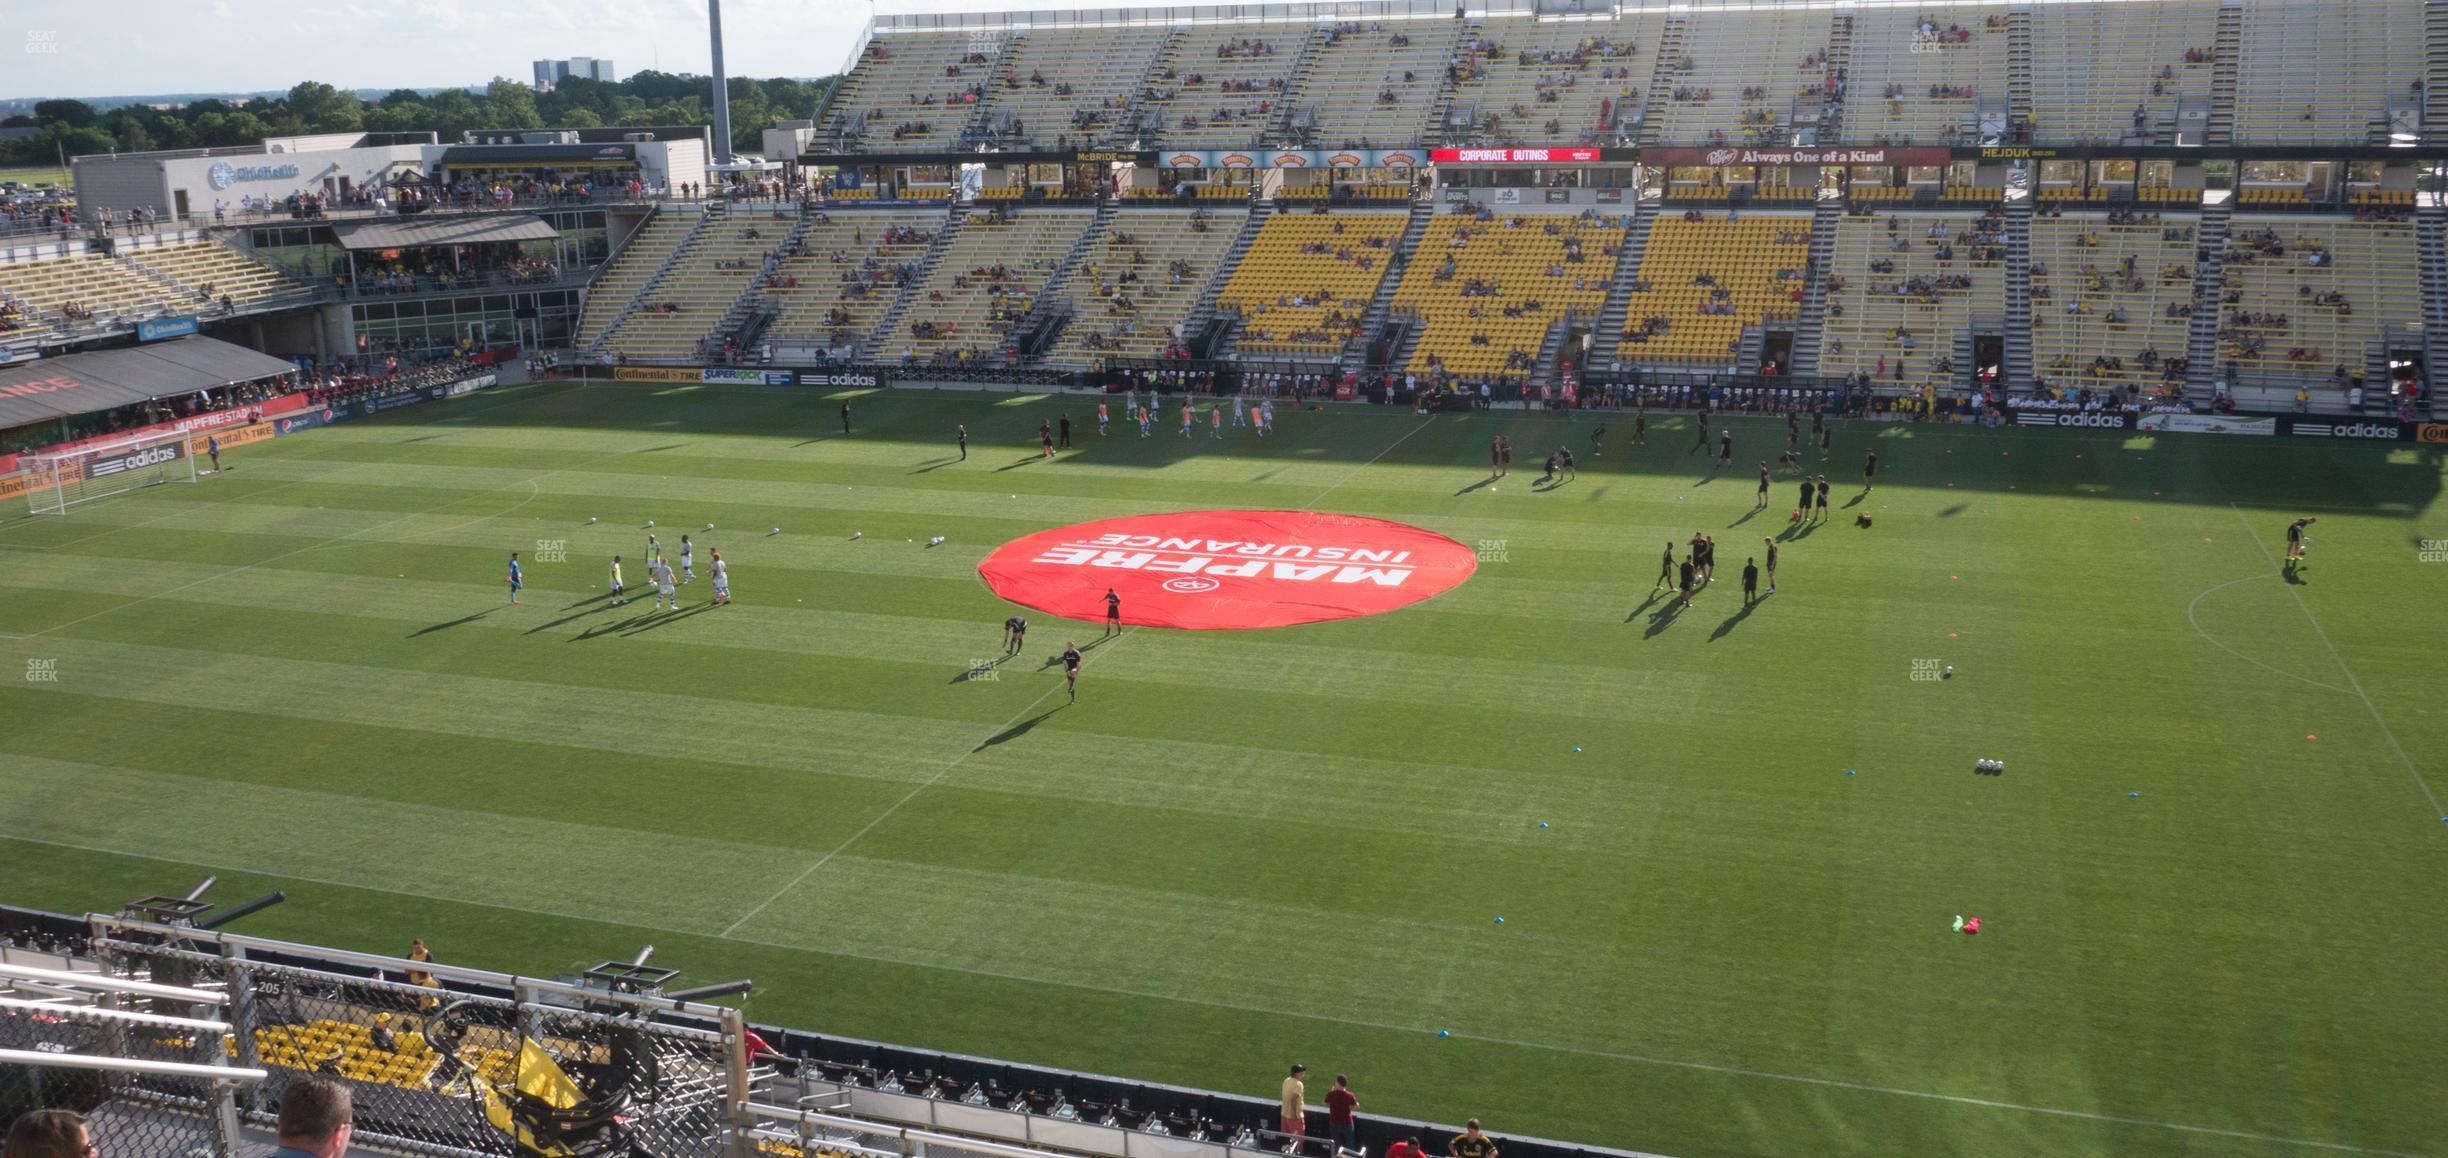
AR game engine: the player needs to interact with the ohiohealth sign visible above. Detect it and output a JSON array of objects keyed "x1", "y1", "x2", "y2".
[{"x1": 208, "y1": 162, "x2": 304, "y2": 190}]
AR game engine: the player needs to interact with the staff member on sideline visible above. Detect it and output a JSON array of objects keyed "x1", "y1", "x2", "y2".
[{"x1": 1279, "y1": 1064, "x2": 1308, "y2": 1139}]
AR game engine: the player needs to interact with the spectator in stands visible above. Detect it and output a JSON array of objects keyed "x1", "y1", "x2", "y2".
[
  {"x1": 3, "y1": 1109, "x2": 90, "y2": 1158},
  {"x1": 1325, "y1": 1074, "x2": 1359, "y2": 1154},
  {"x1": 1449, "y1": 1118, "x2": 1498, "y2": 1158},
  {"x1": 271, "y1": 1075, "x2": 353, "y2": 1158}
]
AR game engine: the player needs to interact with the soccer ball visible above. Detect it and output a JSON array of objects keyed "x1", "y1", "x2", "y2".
[
  {"x1": 1943, "y1": 665, "x2": 1954, "y2": 677},
  {"x1": 705, "y1": 522, "x2": 715, "y2": 531},
  {"x1": 646, "y1": 520, "x2": 655, "y2": 528},
  {"x1": 850, "y1": 531, "x2": 861, "y2": 539},
  {"x1": 1791, "y1": 509, "x2": 1802, "y2": 521}
]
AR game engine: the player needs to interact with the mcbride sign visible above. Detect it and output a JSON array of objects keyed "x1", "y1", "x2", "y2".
[{"x1": 207, "y1": 162, "x2": 303, "y2": 190}]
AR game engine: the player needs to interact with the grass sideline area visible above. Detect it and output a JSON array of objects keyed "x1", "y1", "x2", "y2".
[{"x1": 0, "y1": 377, "x2": 2441, "y2": 1158}]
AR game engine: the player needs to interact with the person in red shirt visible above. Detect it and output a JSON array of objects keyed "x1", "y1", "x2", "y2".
[
  {"x1": 1325, "y1": 1074, "x2": 1359, "y2": 1154},
  {"x1": 1386, "y1": 1137, "x2": 1426, "y2": 1158}
]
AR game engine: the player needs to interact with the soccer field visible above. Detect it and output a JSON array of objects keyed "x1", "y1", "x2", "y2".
[{"x1": 1, "y1": 379, "x2": 2443, "y2": 1158}]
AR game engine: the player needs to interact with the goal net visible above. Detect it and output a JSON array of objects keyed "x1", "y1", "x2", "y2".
[{"x1": 24, "y1": 427, "x2": 198, "y2": 515}]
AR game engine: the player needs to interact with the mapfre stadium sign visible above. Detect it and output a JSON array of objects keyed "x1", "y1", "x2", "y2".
[{"x1": 978, "y1": 510, "x2": 1477, "y2": 630}]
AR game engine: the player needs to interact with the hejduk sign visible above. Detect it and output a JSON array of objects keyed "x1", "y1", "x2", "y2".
[{"x1": 978, "y1": 510, "x2": 1477, "y2": 630}]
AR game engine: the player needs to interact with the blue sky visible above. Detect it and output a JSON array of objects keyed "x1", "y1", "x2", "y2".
[{"x1": 3, "y1": 0, "x2": 876, "y2": 100}]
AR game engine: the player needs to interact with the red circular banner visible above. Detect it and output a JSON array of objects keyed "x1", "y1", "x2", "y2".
[{"x1": 978, "y1": 510, "x2": 1477, "y2": 630}]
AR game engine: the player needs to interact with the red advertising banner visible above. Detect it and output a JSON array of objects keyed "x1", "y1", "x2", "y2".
[
  {"x1": 1643, "y1": 145, "x2": 1955, "y2": 168},
  {"x1": 1430, "y1": 147, "x2": 1604, "y2": 165}
]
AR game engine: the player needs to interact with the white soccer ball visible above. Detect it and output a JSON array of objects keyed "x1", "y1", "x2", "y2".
[
  {"x1": 586, "y1": 516, "x2": 597, "y2": 524},
  {"x1": 851, "y1": 531, "x2": 860, "y2": 539},
  {"x1": 646, "y1": 520, "x2": 655, "y2": 528},
  {"x1": 1944, "y1": 665, "x2": 1954, "y2": 677},
  {"x1": 705, "y1": 522, "x2": 715, "y2": 531}
]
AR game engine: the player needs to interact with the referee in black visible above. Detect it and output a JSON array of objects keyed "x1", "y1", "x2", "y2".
[{"x1": 1103, "y1": 587, "x2": 1122, "y2": 637}]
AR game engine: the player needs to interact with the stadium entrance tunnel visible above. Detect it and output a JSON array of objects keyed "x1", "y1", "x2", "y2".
[{"x1": 978, "y1": 510, "x2": 1477, "y2": 629}]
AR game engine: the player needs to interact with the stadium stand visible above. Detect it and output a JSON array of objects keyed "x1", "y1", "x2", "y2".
[
  {"x1": 1615, "y1": 211, "x2": 1811, "y2": 364},
  {"x1": 1141, "y1": 25, "x2": 1310, "y2": 150},
  {"x1": 2027, "y1": 1, "x2": 2222, "y2": 145},
  {"x1": 820, "y1": 32, "x2": 982, "y2": 152},
  {"x1": 1650, "y1": 10, "x2": 1832, "y2": 147},
  {"x1": 1044, "y1": 207, "x2": 1249, "y2": 364},
  {"x1": 1819, "y1": 209, "x2": 2008, "y2": 390},
  {"x1": 760, "y1": 210, "x2": 944, "y2": 358},
  {"x1": 1215, "y1": 211, "x2": 1405, "y2": 356},
  {"x1": 2026, "y1": 212, "x2": 2202, "y2": 393},
  {"x1": 120, "y1": 241, "x2": 308, "y2": 309},
  {"x1": 2218, "y1": 215, "x2": 2419, "y2": 386},
  {"x1": 599, "y1": 213, "x2": 779, "y2": 359},
  {"x1": 1843, "y1": 7, "x2": 2011, "y2": 146},
  {"x1": 0, "y1": 251, "x2": 184, "y2": 336},
  {"x1": 575, "y1": 213, "x2": 697, "y2": 349},
  {"x1": 1392, "y1": 210, "x2": 1623, "y2": 381},
  {"x1": 1444, "y1": 16, "x2": 1657, "y2": 146},
  {"x1": 889, "y1": 207, "x2": 1097, "y2": 363},
  {"x1": 1290, "y1": 21, "x2": 1462, "y2": 148},
  {"x1": 973, "y1": 27, "x2": 1173, "y2": 150},
  {"x1": 2229, "y1": 0, "x2": 2425, "y2": 146}
]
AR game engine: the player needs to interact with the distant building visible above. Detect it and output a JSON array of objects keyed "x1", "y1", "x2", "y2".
[{"x1": 531, "y1": 57, "x2": 616, "y2": 92}]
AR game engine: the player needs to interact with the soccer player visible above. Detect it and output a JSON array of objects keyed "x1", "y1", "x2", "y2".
[
  {"x1": 1259, "y1": 399, "x2": 1275, "y2": 437},
  {"x1": 957, "y1": 423, "x2": 968, "y2": 460},
  {"x1": 710, "y1": 549, "x2": 730, "y2": 604},
  {"x1": 1763, "y1": 536, "x2": 1779, "y2": 593},
  {"x1": 2285, "y1": 516, "x2": 2316, "y2": 567},
  {"x1": 840, "y1": 402, "x2": 852, "y2": 434},
  {"x1": 1654, "y1": 541, "x2": 1676, "y2": 591},
  {"x1": 1632, "y1": 408, "x2": 1646, "y2": 446},
  {"x1": 1785, "y1": 422, "x2": 1799, "y2": 460},
  {"x1": 1137, "y1": 403, "x2": 1152, "y2": 438},
  {"x1": 206, "y1": 434, "x2": 222, "y2": 473},
  {"x1": 1742, "y1": 556, "x2": 1760, "y2": 604},
  {"x1": 1863, "y1": 449, "x2": 1879, "y2": 492},
  {"x1": 645, "y1": 533, "x2": 663, "y2": 572},
  {"x1": 1814, "y1": 475, "x2": 1832, "y2": 521},
  {"x1": 679, "y1": 534, "x2": 695, "y2": 583},
  {"x1": 1180, "y1": 400, "x2": 1195, "y2": 440},
  {"x1": 1818, "y1": 423, "x2": 1832, "y2": 461},
  {"x1": 1796, "y1": 475, "x2": 1814, "y2": 522},
  {"x1": 1590, "y1": 421, "x2": 1605, "y2": 458},
  {"x1": 1211, "y1": 404, "x2": 1224, "y2": 439},
  {"x1": 1040, "y1": 420, "x2": 1055, "y2": 460},
  {"x1": 1103, "y1": 587, "x2": 1122, "y2": 637},
  {"x1": 1497, "y1": 434, "x2": 1510, "y2": 476},
  {"x1": 1693, "y1": 410, "x2": 1710, "y2": 454},
  {"x1": 1096, "y1": 402, "x2": 1109, "y2": 437},
  {"x1": 1700, "y1": 534, "x2": 1716, "y2": 583},
  {"x1": 608, "y1": 555, "x2": 627, "y2": 605},
  {"x1": 1717, "y1": 429, "x2": 1733, "y2": 468},
  {"x1": 1677, "y1": 554, "x2": 1696, "y2": 608},
  {"x1": 1559, "y1": 446, "x2": 1576, "y2": 481},
  {"x1": 1542, "y1": 450, "x2": 1559, "y2": 485},
  {"x1": 1489, "y1": 436, "x2": 1502, "y2": 478},
  {"x1": 1233, "y1": 395, "x2": 1247, "y2": 427},
  {"x1": 1003, "y1": 615, "x2": 1027, "y2": 656},
  {"x1": 654, "y1": 557, "x2": 678, "y2": 610},
  {"x1": 1059, "y1": 414, "x2": 1072, "y2": 449},
  {"x1": 1062, "y1": 641, "x2": 1083, "y2": 702},
  {"x1": 1756, "y1": 461, "x2": 1771, "y2": 510},
  {"x1": 505, "y1": 552, "x2": 522, "y2": 604}
]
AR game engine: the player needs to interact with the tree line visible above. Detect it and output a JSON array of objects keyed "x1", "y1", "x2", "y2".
[{"x1": 2, "y1": 74, "x2": 839, "y2": 167}]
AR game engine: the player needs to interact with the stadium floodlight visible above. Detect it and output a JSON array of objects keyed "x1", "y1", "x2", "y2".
[{"x1": 24, "y1": 426, "x2": 198, "y2": 515}]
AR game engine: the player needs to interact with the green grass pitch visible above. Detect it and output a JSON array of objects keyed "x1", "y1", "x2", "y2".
[{"x1": 1, "y1": 379, "x2": 2443, "y2": 1158}]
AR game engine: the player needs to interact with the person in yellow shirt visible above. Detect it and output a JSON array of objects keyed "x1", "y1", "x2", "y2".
[{"x1": 1279, "y1": 1063, "x2": 1308, "y2": 1138}]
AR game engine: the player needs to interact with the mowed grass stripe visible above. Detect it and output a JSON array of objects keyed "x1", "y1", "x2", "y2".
[
  {"x1": 0, "y1": 755, "x2": 812, "y2": 934},
  {"x1": 0, "y1": 690, "x2": 916, "y2": 851},
  {"x1": 0, "y1": 636, "x2": 971, "y2": 782}
]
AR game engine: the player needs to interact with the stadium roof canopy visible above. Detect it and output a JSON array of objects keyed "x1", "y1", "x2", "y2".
[
  {"x1": 0, "y1": 337, "x2": 297, "y2": 430},
  {"x1": 334, "y1": 215, "x2": 562, "y2": 251}
]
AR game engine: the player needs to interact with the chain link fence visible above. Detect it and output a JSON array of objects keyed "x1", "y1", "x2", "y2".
[
  {"x1": 86, "y1": 928, "x2": 752, "y2": 1158},
  {"x1": 0, "y1": 996, "x2": 247, "y2": 1157}
]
